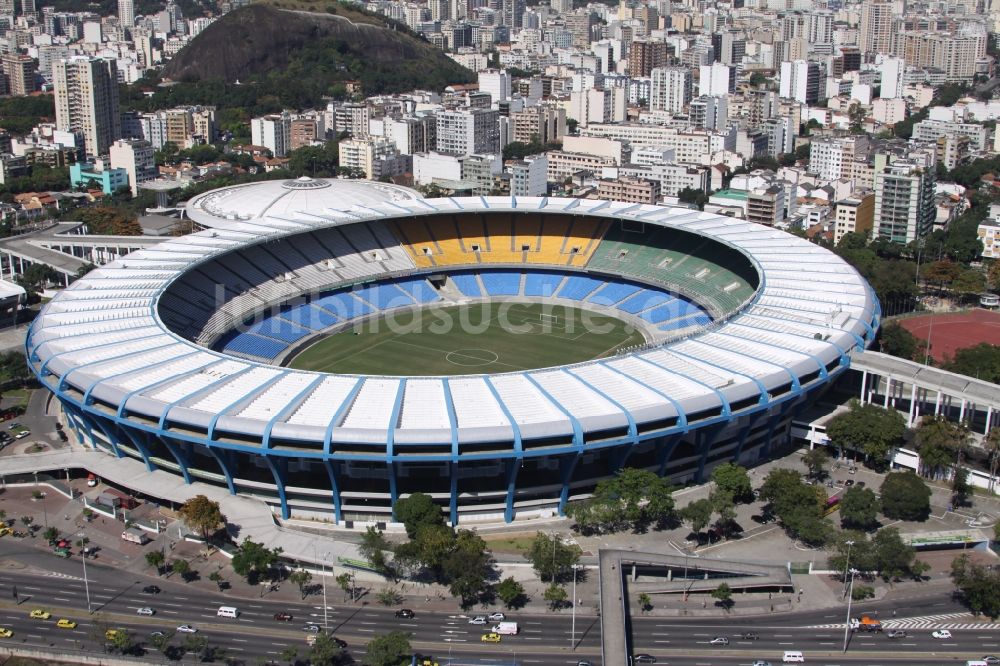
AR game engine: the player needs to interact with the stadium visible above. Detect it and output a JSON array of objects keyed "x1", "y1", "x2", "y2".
[{"x1": 26, "y1": 178, "x2": 880, "y2": 525}]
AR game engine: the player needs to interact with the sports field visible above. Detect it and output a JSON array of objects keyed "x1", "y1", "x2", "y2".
[{"x1": 287, "y1": 302, "x2": 646, "y2": 376}]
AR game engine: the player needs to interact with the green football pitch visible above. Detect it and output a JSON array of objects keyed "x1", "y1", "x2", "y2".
[{"x1": 286, "y1": 302, "x2": 646, "y2": 376}]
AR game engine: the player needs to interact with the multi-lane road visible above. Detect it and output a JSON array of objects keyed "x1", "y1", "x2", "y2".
[{"x1": 0, "y1": 541, "x2": 994, "y2": 665}]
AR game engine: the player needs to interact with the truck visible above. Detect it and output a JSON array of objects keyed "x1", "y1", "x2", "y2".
[
  {"x1": 850, "y1": 615, "x2": 882, "y2": 632},
  {"x1": 491, "y1": 622, "x2": 518, "y2": 635},
  {"x1": 121, "y1": 528, "x2": 150, "y2": 545}
]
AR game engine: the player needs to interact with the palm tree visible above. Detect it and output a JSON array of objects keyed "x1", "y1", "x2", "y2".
[{"x1": 986, "y1": 428, "x2": 1000, "y2": 493}]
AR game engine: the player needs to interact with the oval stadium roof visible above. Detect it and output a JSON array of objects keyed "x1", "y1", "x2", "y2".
[{"x1": 28, "y1": 195, "x2": 878, "y2": 451}]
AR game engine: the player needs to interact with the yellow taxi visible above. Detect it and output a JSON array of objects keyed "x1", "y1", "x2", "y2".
[
  {"x1": 0, "y1": 628, "x2": 12, "y2": 638},
  {"x1": 29, "y1": 609, "x2": 50, "y2": 620},
  {"x1": 105, "y1": 629, "x2": 122, "y2": 641},
  {"x1": 56, "y1": 619, "x2": 77, "y2": 629},
  {"x1": 481, "y1": 632, "x2": 502, "y2": 643}
]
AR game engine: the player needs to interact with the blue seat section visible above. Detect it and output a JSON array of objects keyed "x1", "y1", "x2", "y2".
[
  {"x1": 640, "y1": 303, "x2": 685, "y2": 324},
  {"x1": 396, "y1": 279, "x2": 440, "y2": 304},
  {"x1": 281, "y1": 303, "x2": 339, "y2": 331},
  {"x1": 523, "y1": 272, "x2": 564, "y2": 297},
  {"x1": 660, "y1": 312, "x2": 712, "y2": 331},
  {"x1": 450, "y1": 273, "x2": 482, "y2": 297},
  {"x1": 557, "y1": 275, "x2": 605, "y2": 301},
  {"x1": 353, "y1": 284, "x2": 417, "y2": 310},
  {"x1": 312, "y1": 293, "x2": 374, "y2": 319},
  {"x1": 618, "y1": 290, "x2": 673, "y2": 314},
  {"x1": 223, "y1": 332, "x2": 288, "y2": 360},
  {"x1": 481, "y1": 271, "x2": 521, "y2": 296},
  {"x1": 248, "y1": 317, "x2": 312, "y2": 343},
  {"x1": 588, "y1": 282, "x2": 642, "y2": 306}
]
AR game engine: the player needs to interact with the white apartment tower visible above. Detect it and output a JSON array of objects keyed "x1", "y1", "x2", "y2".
[
  {"x1": 779, "y1": 59, "x2": 821, "y2": 105},
  {"x1": 699, "y1": 63, "x2": 733, "y2": 97},
  {"x1": 435, "y1": 108, "x2": 500, "y2": 155},
  {"x1": 251, "y1": 113, "x2": 292, "y2": 157},
  {"x1": 859, "y1": 0, "x2": 894, "y2": 57},
  {"x1": 878, "y1": 57, "x2": 904, "y2": 99},
  {"x1": 53, "y1": 56, "x2": 121, "y2": 159},
  {"x1": 874, "y1": 160, "x2": 936, "y2": 245},
  {"x1": 650, "y1": 67, "x2": 692, "y2": 114},
  {"x1": 118, "y1": 0, "x2": 134, "y2": 29},
  {"x1": 478, "y1": 69, "x2": 512, "y2": 105},
  {"x1": 109, "y1": 138, "x2": 155, "y2": 196}
]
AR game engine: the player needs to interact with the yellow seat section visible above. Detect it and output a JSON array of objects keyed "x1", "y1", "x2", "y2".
[
  {"x1": 454, "y1": 214, "x2": 490, "y2": 253},
  {"x1": 482, "y1": 214, "x2": 521, "y2": 263},
  {"x1": 389, "y1": 218, "x2": 438, "y2": 268},
  {"x1": 513, "y1": 214, "x2": 543, "y2": 253},
  {"x1": 564, "y1": 217, "x2": 611, "y2": 266},
  {"x1": 535, "y1": 216, "x2": 571, "y2": 264}
]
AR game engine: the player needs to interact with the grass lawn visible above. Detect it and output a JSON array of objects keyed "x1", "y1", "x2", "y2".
[
  {"x1": 287, "y1": 302, "x2": 645, "y2": 376},
  {"x1": 481, "y1": 534, "x2": 539, "y2": 555}
]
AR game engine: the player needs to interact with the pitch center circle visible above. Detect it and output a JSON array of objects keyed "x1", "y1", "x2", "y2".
[{"x1": 445, "y1": 349, "x2": 500, "y2": 366}]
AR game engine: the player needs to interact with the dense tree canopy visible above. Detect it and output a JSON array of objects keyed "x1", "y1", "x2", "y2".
[
  {"x1": 952, "y1": 553, "x2": 1000, "y2": 618},
  {"x1": 711, "y1": 462, "x2": 753, "y2": 503},
  {"x1": 839, "y1": 486, "x2": 881, "y2": 531},
  {"x1": 565, "y1": 467, "x2": 676, "y2": 533},
  {"x1": 880, "y1": 471, "x2": 932, "y2": 521},
  {"x1": 944, "y1": 344, "x2": 1000, "y2": 383},
  {"x1": 826, "y1": 400, "x2": 906, "y2": 465}
]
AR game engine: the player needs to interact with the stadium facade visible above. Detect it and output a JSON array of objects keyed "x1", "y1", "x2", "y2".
[{"x1": 26, "y1": 178, "x2": 880, "y2": 525}]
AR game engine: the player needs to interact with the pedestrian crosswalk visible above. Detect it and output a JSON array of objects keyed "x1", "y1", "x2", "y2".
[
  {"x1": 40, "y1": 571, "x2": 83, "y2": 582},
  {"x1": 807, "y1": 611, "x2": 1000, "y2": 630}
]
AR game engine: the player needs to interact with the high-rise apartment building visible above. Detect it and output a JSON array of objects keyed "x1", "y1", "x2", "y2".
[
  {"x1": 478, "y1": 69, "x2": 512, "y2": 104},
  {"x1": 699, "y1": 63, "x2": 734, "y2": 96},
  {"x1": 874, "y1": 160, "x2": 936, "y2": 245},
  {"x1": 629, "y1": 39, "x2": 669, "y2": 77},
  {"x1": 689, "y1": 95, "x2": 728, "y2": 131},
  {"x1": 251, "y1": 113, "x2": 292, "y2": 157},
  {"x1": 859, "y1": 0, "x2": 894, "y2": 57},
  {"x1": 53, "y1": 56, "x2": 121, "y2": 159},
  {"x1": 109, "y1": 139, "x2": 155, "y2": 196},
  {"x1": 435, "y1": 108, "x2": 499, "y2": 155},
  {"x1": 650, "y1": 67, "x2": 692, "y2": 113},
  {"x1": 878, "y1": 57, "x2": 905, "y2": 99},
  {"x1": 892, "y1": 32, "x2": 981, "y2": 81},
  {"x1": 778, "y1": 59, "x2": 821, "y2": 105},
  {"x1": 118, "y1": 0, "x2": 134, "y2": 28},
  {"x1": 1, "y1": 53, "x2": 37, "y2": 95},
  {"x1": 834, "y1": 193, "x2": 876, "y2": 245},
  {"x1": 511, "y1": 105, "x2": 565, "y2": 144}
]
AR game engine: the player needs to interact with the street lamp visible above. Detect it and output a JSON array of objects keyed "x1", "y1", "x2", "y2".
[
  {"x1": 570, "y1": 564, "x2": 582, "y2": 650},
  {"x1": 842, "y1": 540, "x2": 854, "y2": 600},
  {"x1": 842, "y1": 568, "x2": 858, "y2": 653},
  {"x1": 77, "y1": 532, "x2": 92, "y2": 613}
]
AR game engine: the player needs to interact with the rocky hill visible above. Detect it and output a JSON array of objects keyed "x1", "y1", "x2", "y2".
[{"x1": 161, "y1": 3, "x2": 474, "y2": 97}]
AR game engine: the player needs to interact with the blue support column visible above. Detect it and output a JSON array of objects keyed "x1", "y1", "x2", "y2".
[
  {"x1": 79, "y1": 411, "x2": 122, "y2": 458},
  {"x1": 322, "y1": 460, "x2": 343, "y2": 523},
  {"x1": 610, "y1": 444, "x2": 632, "y2": 473},
  {"x1": 62, "y1": 401, "x2": 90, "y2": 449},
  {"x1": 120, "y1": 426, "x2": 156, "y2": 472},
  {"x1": 264, "y1": 456, "x2": 290, "y2": 520},
  {"x1": 558, "y1": 452, "x2": 581, "y2": 515},
  {"x1": 656, "y1": 435, "x2": 682, "y2": 477},
  {"x1": 695, "y1": 424, "x2": 728, "y2": 483},
  {"x1": 388, "y1": 462, "x2": 399, "y2": 520},
  {"x1": 763, "y1": 398, "x2": 798, "y2": 458},
  {"x1": 504, "y1": 459, "x2": 519, "y2": 524},
  {"x1": 206, "y1": 446, "x2": 236, "y2": 495},
  {"x1": 160, "y1": 438, "x2": 192, "y2": 484},
  {"x1": 449, "y1": 462, "x2": 459, "y2": 527}
]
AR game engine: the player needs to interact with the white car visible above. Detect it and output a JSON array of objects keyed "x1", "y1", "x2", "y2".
[
  {"x1": 487, "y1": 612, "x2": 505, "y2": 622},
  {"x1": 932, "y1": 630, "x2": 952, "y2": 639},
  {"x1": 468, "y1": 616, "x2": 487, "y2": 625},
  {"x1": 14, "y1": 431, "x2": 29, "y2": 439},
  {"x1": 177, "y1": 625, "x2": 197, "y2": 634},
  {"x1": 136, "y1": 607, "x2": 154, "y2": 616}
]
